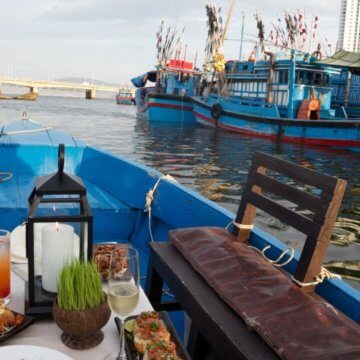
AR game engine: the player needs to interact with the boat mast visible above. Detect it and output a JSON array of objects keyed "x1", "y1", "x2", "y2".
[
  {"x1": 239, "y1": 12, "x2": 245, "y2": 60},
  {"x1": 287, "y1": 50, "x2": 296, "y2": 118},
  {"x1": 221, "y1": 0, "x2": 237, "y2": 44},
  {"x1": 308, "y1": 15, "x2": 314, "y2": 54}
]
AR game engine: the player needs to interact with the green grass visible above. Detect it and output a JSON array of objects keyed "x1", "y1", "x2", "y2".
[{"x1": 57, "y1": 260, "x2": 105, "y2": 311}]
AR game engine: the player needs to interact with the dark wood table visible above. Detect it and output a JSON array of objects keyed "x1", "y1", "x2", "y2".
[{"x1": 145, "y1": 242, "x2": 279, "y2": 360}]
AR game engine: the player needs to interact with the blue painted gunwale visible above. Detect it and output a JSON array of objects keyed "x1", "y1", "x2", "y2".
[{"x1": 1, "y1": 119, "x2": 359, "y2": 324}]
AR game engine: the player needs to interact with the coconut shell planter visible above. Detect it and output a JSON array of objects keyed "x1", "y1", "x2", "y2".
[
  {"x1": 52, "y1": 260, "x2": 111, "y2": 350},
  {"x1": 53, "y1": 297, "x2": 111, "y2": 350}
]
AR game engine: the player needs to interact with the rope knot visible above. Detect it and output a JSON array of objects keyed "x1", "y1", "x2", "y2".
[
  {"x1": 144, "y1": 189, "x2": 154, "y2": 213},
  {"x1": 144, "y1": 174, "x2": 177, "y2": 241},
  {"x1": 291, "y1": 267, "x2": 341, "y2": 288}
]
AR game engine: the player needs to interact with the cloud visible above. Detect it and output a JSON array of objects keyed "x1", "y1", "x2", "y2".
[
  {"x1": 41, "y1": 0, "x2": 203, "y2": 24},
  {"x1": 0, "y1": 0, "x2": 342, "y2": 82}
]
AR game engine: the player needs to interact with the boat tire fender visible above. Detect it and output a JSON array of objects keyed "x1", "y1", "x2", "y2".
[{"x1": 211, "y1": 103, "x2": 222, "y2": 125}]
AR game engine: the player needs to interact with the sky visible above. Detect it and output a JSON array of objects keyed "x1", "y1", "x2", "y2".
[{"x1": 0, "y1": 0, "x2": 341, "y2": 85}]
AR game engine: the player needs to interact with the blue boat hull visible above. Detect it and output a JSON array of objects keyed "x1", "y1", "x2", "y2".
[
  {"x1": 136, "y1": 92, "x2": 195, "y2": 123},
  {"x1": 193, "y1": 96, "x2": 360, "y2": 151},
  {"x1": 0, "y1": 120, "x2": 359, "y2": 325}
]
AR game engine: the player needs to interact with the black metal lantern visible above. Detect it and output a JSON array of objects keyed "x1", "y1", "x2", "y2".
[{"x1": 25, "y1": 144, "x2": 93, "y2": 316}]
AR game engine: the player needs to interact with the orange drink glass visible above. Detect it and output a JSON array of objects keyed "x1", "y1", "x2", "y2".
[{"x1": 0, "y1": 230, "x2": 10, "y2": 304}]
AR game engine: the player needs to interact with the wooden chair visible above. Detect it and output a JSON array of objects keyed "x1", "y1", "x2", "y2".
[
  {"x1": 233, "y1": 151, "x2": 347, "y2": 291},
  {"x1": 146, "y1": 152, "x2": 359, "y2": 359}
]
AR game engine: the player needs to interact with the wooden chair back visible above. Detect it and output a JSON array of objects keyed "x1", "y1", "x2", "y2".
[{"x1": 234, "y1": 151, "x2": 347, "y2": 291}]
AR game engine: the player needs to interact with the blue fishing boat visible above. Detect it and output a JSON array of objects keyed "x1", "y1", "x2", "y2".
[
  {"x1": 1, "y1": 119, "x2": 359, "y2": 357},
  {"x1": 133, "y1": 61, "x2": 201, "y2": 123},
  {"x1": 132, "y1": 22, "x2": 202, "y2": 123},
  {"x1": 193, "y1": 52, "x2": 360, "y2": 150},
  {"x1": 193, "y1": 7, "x2": 360, "y2": 151}
]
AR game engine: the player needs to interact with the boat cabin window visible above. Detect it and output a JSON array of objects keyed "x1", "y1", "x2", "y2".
[
  {"x1": 278, "y1": 70, "x2": 289, "y2": 84},
  {"x1": 323, "y1": 74, "x2": 330, "y2": 86},
  {"x1": 306, "y1": 72, "x2": 313, "y2": 85},
  {"x1": 314, "y1": 72, "x2": 322, "y2": 85},
  {"x1": 295, "y1": 70, "x2": 329, "y2": 87},
  {"x1": 295, "y1": 71, "x2": 306, "y2": 85}
]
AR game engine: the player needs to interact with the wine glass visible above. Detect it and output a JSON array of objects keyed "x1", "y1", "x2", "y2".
[{"x1": 105, "y1": 245, "x2": 139, "y2": 360}]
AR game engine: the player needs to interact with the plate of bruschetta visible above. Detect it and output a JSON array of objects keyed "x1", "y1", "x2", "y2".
[{"x1": 118, "y1": 311, "x2": 190, "y2": 360}]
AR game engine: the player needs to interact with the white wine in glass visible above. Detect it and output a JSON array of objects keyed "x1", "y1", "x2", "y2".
[{"x1": 105, "y1": 245, "x2": 139, "y2": 360}]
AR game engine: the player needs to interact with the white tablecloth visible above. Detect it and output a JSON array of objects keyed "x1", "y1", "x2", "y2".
[{"x1": 1, "y1": 267, "x2": 153, "y2": 359}]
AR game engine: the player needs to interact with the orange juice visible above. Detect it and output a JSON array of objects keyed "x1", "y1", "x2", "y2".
[{"x1": 0, "y1": 233, "x2": 10, "y2": 300}]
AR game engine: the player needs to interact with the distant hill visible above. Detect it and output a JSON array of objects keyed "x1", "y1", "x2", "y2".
[{"x1": 55, "y1": 77, "x2": 122, "y2": 87}]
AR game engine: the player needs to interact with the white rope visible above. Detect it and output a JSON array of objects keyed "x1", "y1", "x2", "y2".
[
  {"x1": 225, "y1": 220, "x2": 254, "y2": 231},
  {"x1": 292, "y1": 268, "x2": 342, "y2": 287},
  {"x1": 262, "y1": 245, "x2": 295, "y2": 267},
  {"x1": 1, "y1": 127, "x2": 52, "y2": 136},
  {"x1": 225, "y1": 221, "x2": 293, "y2": 268},
  {"x1": 248, "y1": 244, "x2": 295, "y2": 268},
  {"x1": 247, "y1": 243, "x2": 341, "y2": 287},
  {"x1": 0, "y1": 172, "x2": 13, "y2": 182},
  {"x1": 144, "y1": 174, "x2": 177, "y2": 242}
]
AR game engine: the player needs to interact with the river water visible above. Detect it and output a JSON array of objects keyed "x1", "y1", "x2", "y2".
[{"x1": 0, "y1": 96, "x2": 359, "y2": 289}]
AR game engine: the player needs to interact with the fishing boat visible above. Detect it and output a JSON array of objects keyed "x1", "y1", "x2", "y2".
[
  {"x1": 193, "y1": 7, "x2": 360, "y2": 151},
  {"x1": 132, "y1": 23, "x2": 202, "y2": 123},
  {"x1": 1, "y1": 119, "x2": 359, "y2": 357},
  {"x1": 116, "y1": 88, "x2": 135, "y2": 105},
  {"x1": 193, "y1": 52, "x2": 360, "y2": 150},
  {"x1": 133, "y1": 61, "x2": 201, "y2": 123}
]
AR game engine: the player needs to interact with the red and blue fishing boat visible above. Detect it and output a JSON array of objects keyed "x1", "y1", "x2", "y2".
[
  {"x1": 193, "y1": 52, "x2": 360, "y2": 151},
  {"x1": 131, "y1": 22, "x2": 202, "y2": 123},
  {"x1": 1, "y1": 119, "x2": 359, "y2": 358},
  {"x1": 133, "y1": 60, "x2": 201, "y2": 123},
  {"x1": 193, "y1": 7, "x2": 360, "y2": 151}
]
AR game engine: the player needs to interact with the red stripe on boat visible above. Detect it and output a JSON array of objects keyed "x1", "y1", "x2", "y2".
[{"x1": 194, "y1": 111, "x2": 217, "y2": 126}]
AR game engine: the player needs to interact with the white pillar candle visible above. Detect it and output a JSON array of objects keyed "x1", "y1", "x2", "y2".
[{"x1": 42, "y1": 222, "x2": 74, "y2": 293}]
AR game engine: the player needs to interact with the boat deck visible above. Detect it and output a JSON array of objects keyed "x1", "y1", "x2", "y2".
[{"x1": 0, "y1": 174, "x2": 136, "y2": 241}]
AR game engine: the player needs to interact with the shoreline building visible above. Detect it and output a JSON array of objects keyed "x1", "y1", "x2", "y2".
[{"x1": 338, "y1": 0, "x2": 360, "y2": 52}]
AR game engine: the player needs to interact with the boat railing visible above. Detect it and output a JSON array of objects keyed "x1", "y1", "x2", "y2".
[{"x1": 230, "y1": 96, "x2": 268, "y2": 108}]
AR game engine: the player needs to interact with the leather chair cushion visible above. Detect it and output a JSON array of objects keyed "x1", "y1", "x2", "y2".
[{"x1": 170, "y1": 227, "x2": 360, "y2": 359}]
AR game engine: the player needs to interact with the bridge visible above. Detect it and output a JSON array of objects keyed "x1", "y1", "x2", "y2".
[{"x1": 0, "y1": 77, "x2": 119, "y2": 99}]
